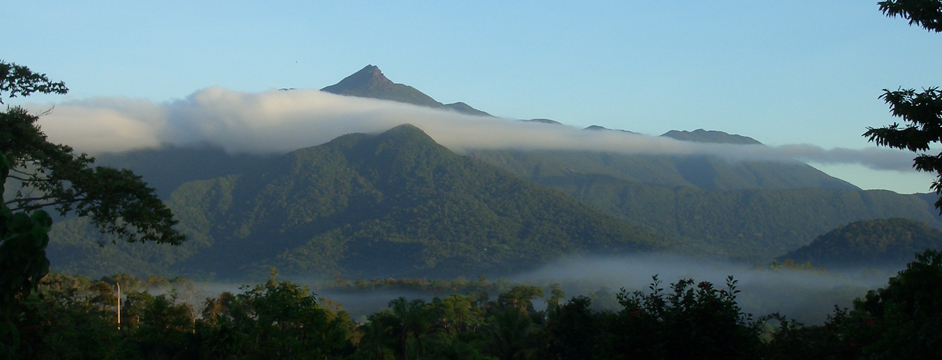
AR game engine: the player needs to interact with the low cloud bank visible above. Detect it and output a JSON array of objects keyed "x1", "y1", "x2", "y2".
[{"x1": 28, "y1": 87, "x2": 917, "y2": 172}]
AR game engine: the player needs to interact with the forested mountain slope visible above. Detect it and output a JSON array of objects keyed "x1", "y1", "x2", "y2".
[
  {"x1": 48, "y1": 125, "x2": 671, "y2": 279},
  {"x1": 468, "y1": 149, "x2": 940, "y2": 259},
  {"x1": 95, "y1": 144, "x2": 272, "y2": 199},
  {"x1": 468, "y1": 149, "x2": 856, "y2": 191}
]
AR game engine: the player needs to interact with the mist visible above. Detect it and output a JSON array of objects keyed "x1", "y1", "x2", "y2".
[
  {"x1": 511, "y1": 253, "x2": 893, "y2": 324},
  {"x1": 122, "y1": 252, "x2": 897, "y2": 325},
  {"x1": 27, "y1": 87, "x2": 916, "y2": 172}
]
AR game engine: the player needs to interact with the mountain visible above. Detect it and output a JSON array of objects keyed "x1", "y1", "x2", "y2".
[
  {"x1": 63, "y1": 67, "x2": 942, "y2": 270},
  {"x1": 465, "y1": 147, "x2": 942, "y2": 259},
  {"x1": 95, "y1": 144, "x2": 272, "y2": 199},
  {"x1": 661, "y1": 129, "x2": 762, "y2": 145},
  {"x1": 584, "y1": 125, "x2": 639, "y2": 134},
  {"x1": 523, "y1": 118, "x2": 562, "y2": 125},
  {"x1": 779, "y1": 218, "x2": 942, "y2": 269},
  {"x1": 49, "y1": 125, "x2": 671, "y2": 279},
  {"x1": 468, "y1": 146, "x2": 857, "y2": 192},
  {"x1": 321, "y1": 65, "x2": 491, "y2": 116}
]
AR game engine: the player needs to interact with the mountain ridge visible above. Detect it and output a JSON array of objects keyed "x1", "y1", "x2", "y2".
[
  {"x1": 321, "y1": 65, "x2": 491, "y2": 116},
  {"x1": 661, "y1": 129, "x2": 763, "y2": 145}
]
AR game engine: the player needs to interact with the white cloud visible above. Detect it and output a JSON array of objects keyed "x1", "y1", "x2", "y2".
[{"x1": 28, "y1": 87, "x2": 919, "y2": 173}]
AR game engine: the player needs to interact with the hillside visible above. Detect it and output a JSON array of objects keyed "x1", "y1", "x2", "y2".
[
  {"x1": 467, "y1": 149, "x2": 939, "y2": 259},
  {"x1": 48, "y1": 125, "x2": 671, "y2": 279},
  {"x1": 468, "y1": 148, "x2": 857, "y2": 192},
  {"x1": 72, "y1": 66, "x2": 942, "y2": 267},
  {"x1": 321, "y1": 65, "x2": 490, "y2": 116},
  {"x1": 95, "y1": 144, "x2": 272, "y2": 199},
  {"x1": 779, "y1": 218, "x2": 942, "y2": 269}
]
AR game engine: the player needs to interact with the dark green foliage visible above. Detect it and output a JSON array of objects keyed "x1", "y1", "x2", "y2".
[
  {"x1": 763, "y1": 249, "x2": 942, "y2": 358},
  {"x1": 122, "y1": 290, "x2": 196, "y2": 358},
  {"x1": 483, "y1": 307, "x2": 539, "y2": 360},
  {"x1": 0, "y1": 61, "x2": 183, "y2": 246},
  {"x1": 197, "y1": 273, "x2": 354, "y2": 359},
  {"x1": 781, "y1": 218, "x2": 942, "y2": 268},
  {"x1": 0, "y1": 153, "x2": 53, "y2": 358},
  {"x1": 605, "y1": 275, "x2": 763, "y2": 359},
  {"x1": 544, "y1": 296, "x2": 597, "y2": 360},
  {"x1": 867, "y1": 1, "x2": 942, "y2": 209},
  {"x1": 12, "y1": 254, "x2": 942, "y2": 360},
  {"x1": 879, "y1": 0, "x2": 942, "y2": 32},
  {"x1": 0, "y1": 60, "x2": 67, "y2": 103},
  {"x1": 850, "y1": 249, "x2": 942, "y2": 357},
  {"x1": 496, "y1": 285, "x2": 544, "y2": 313},
  {"x1": 1, "y1": 106, "x2": 184, "y2": 245},
  {"x1": 2, "y1": 273, "x2": 356, "y2": 359},
  {"x1": 0, "y1": 154, "x2": 51, "y2": 308},
  {"x1": 10, "y1": 277, "x2": 129, "y2": 359}
]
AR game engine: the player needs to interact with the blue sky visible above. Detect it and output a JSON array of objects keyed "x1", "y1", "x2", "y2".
[{"x1": 5, "y1": 1, "x2": 941, "y2": 193}]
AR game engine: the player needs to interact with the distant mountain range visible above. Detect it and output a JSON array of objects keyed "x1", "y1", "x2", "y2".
[{"x1": 50, "y1": 65, "x2": 942, "y2": 279}]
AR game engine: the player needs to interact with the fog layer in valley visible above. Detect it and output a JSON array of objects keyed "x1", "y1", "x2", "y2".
[
  {"x1": 28, "y1": 87, "x2": 915, "y2": 172},
  {"x1": 512, "y1": 254, "x2": 894, "y2": 324},
  {"x1": 294, "y1": 254, "x2": 896, "y2": 325}
]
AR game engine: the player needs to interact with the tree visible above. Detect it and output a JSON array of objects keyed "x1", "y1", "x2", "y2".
[
  {"x1": 1, "y1": 61, "x2": 184, "y2": 356},
  {"x1": 0, "y1": 61, "x2": 67, "y2": 104},
  {"x1": 0, "y1": 153, "x2": 53, "y2": 357},
  {"x1": 877, "y1": 0, "x2": 942, "y2": 32},
  {"x1": 865, "y1": 1, "x2": 942, "y2": 210},
  {"x1": 0, "y1": 60, "x2": 183, "y2": 245},
  {"x1": 849, "y1": 249, "x2": 942, "y2": 357}
]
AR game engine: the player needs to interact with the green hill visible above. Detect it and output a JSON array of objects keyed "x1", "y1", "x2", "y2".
[
  {"x1": 779, "y1": 218, "x2": 942, "y2": 269},
  {"x1": 48, "y1": 125, "x2": 671, "y2": 279},
  {"x1": 321, "y1": 65, "x2": 490, "y2": 116}
]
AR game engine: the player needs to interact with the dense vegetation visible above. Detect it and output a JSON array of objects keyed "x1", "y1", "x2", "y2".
[
  {"x1": 780, "y1": 218, "x2": 942, "y2": 269},
  {"x1": 470, "y1": 148, "x2": 940, "y2": 259},
  {"x1": 48, "y1": 125, "x2": 672, "y2": 279},
  {"x1": 5, "y1": 249, "x2": 942, "y2": 359}
]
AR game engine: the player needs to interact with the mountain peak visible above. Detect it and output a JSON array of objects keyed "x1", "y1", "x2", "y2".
[
  {"x1": 320, "y1": 65, "x2": 491, "y2": 116},
  {"x1": 661, "y1": 129, "x2": 762, "y2": 145},
  {"x1": 321, "y1": 65, "x2": 393, "y2": 94}
]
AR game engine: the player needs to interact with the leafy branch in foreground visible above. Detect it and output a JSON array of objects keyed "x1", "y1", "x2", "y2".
[
  {"x1": 0, "y1": 60, "x2": 183, "y2": 245},
  {"x1": 879, "y1": 0, "x2": 942, "y2": 32},
  {"x1": 0, "y1": 61, "x2": 67, "y2": 104},
  {"x1": 866, "y1": 1, "x2": 942, "y2": 210}
]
